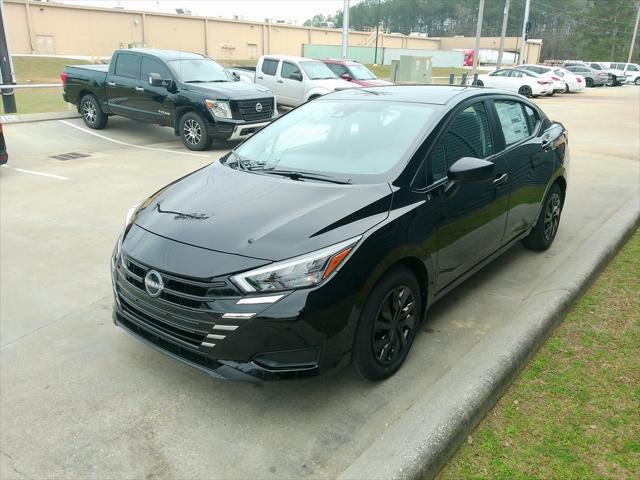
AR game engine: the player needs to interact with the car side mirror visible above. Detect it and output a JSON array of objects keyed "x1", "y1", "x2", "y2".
[
  {"x1": 149, "y1": 72, "x2": 163, "y2": 87},
  {"x1": 232, "y1": 71, "x2": 240, "y2": 81},
  {"x1": 341, "y1": 72, "x2": 352, "y2": 81},
  {"x1": 291, "y1": 72, "x2": 303, "y2": 82},
  {"x1": 448, "y1": 157, "x2": 495, "y2": 183}
]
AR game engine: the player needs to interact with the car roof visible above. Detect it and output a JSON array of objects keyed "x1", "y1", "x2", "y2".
[
  {"x1": 323, "y1": 85, "x2": 510, "y2": 105},
  {"x1": 124, "y1": 48, "x2": 206, "y2": 61},
  {"x1": 263, "y1": 55, "x2": 321, "y2": 63},
  {"x1": 322, "y1": 58, "x2": 360, "y2": 65}
]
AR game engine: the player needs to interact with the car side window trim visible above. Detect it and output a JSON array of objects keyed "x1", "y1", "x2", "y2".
[{"x1": 410, "y1": 97, "x2": 497, "y2": 192}]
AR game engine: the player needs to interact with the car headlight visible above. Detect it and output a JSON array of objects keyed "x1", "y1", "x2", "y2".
[
  {"x1": 205, "y1": 99, "x2": 232, "y2": 119},
  {"x1": 124, "y1": 201, "x2": 142, "y2": 233},
  {"x1": 231, "y1": 236, "x2": 361, "y2": 293}
]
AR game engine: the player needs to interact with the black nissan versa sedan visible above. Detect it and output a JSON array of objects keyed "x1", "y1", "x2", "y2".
[{"x1": 112, "y1": 85, "x2": 568, "y2": 381}]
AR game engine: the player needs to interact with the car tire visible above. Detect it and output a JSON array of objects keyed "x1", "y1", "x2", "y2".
[
  {"x1": 635, "y1": 78, "x2": 640, "y2": 86},
  {"x1": 586, "y1": 78, "x2": 594, "y2": 87},
  {"x1": 521, "y1": 183, "x2": 564, "y2": 251},
  {"x1": 518, "y1": 85, "x2": 532, "y2": 98},
  {"x1": 179, "y1": 112, "x2": 212, "y2": 151},
  {"x1": 80, "y1": 94, "x2": 108, "y2": 129},
  {"x1": 475, "y1": 80, "x2": 484, "y2": 87},
  {"x1": 352, "y1": 265, "x2": 422, "y2": 381},
  {"x1": 565, "y1": 84, "x2": 570, "y2": 93}
]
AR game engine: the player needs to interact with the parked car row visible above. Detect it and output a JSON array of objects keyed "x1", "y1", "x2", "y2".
[
  {"x1": 62, "y1": 50, "x2": 392, "y2": 150},
  {"x1": 473, "y1": 64, "x2": 586, "y2": 98},
  {"x1": 563, "y1": 61, "x2": 640, "y2": 86}
]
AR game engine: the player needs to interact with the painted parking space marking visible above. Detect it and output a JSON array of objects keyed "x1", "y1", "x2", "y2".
[
  {"x1": 1, "y1": 164, "x2": 69, "y2": 180},
  {"x1": 59, "y1": 120, "x2": 209, "y2": 157}
]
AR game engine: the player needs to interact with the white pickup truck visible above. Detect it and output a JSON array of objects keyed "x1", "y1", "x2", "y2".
[{"x1": 228, "y1": 55, "x2": 354, "y2": 107}]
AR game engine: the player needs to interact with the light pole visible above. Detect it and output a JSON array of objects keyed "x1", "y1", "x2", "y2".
[
  {"x1": 472, "y1": 0, "x2": 485, "y2": 78},
  {"x1": 628, "y1": 1, "x2": 640, "y2": 63},
  {"x1": 341, "y1": 0, "x2": 350, "y2": 59},
  {"x1": 497, "y1": 0, "x2": 511, "y2": 69},
  {"x1": 519, "y1": 0, "x2": 531, "y2": 64}
]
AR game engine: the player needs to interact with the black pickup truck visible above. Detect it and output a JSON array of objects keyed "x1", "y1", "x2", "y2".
[{"x1": 62, "y1": 49, "x2": 276, "y2": 150}]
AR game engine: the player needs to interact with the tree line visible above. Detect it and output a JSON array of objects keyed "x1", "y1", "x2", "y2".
[{"x1": 303, "y1": 0, "x2": 639, "y2": 63}]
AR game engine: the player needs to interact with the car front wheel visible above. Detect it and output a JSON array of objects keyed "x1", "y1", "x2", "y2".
[
  {"x1": 352, "y1": 265, "x2": 422, "y2": 381},
  {"x1": 179, "y1": 112, "x2": 213, "y2": 151},
  {"x1": 518, "y1": 85, "x2": 532, "y2": 97}
]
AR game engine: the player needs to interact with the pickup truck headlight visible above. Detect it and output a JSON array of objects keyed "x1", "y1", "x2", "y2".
[
  {"x1": 231, "y1": 236, "x2": 361, "y2": 293},
  {"x1": 205, "y1": 99, "x2": 232, "y2": 119}
]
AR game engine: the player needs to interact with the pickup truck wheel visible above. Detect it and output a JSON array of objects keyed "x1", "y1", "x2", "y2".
[
  {"x1": 80, "y1": 94, "x2": 108, "y2": 129},
  {"x1": 179, "y1": 112, "x2": 212, "y2": 151}
]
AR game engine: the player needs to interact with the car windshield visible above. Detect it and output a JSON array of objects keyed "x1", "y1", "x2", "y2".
[
  {"x1": 300, "y1": 61, "x2": 338, "y2": 80},
  {"x1": 169, "y1": 58, "x2": 233, "y2": 82},
  {"x1": 231, "y1": 99, "x2": 439, "y2": 183},
  {"x1": 349, "y1": 64, "x2": 377, "y2": 80}
]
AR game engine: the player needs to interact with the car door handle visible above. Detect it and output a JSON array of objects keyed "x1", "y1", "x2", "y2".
[
  {"x1": 277, "y1": 79, "x2": 284, "y2": 83},
  {"x1": 257, "y1": 76, "x2": 264, "y2": 79},
  {"x1": 107, "y1": 81, "x2": 116, "y2": 87},
  {"x1": 493, "y1": 173, "x2": 509, "y2": 186},
  {"x1": 135, "y1": 87, "x2": 144, "y2": 92}
]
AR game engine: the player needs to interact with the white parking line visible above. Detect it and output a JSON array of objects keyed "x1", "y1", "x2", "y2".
[
  {"x1": 59, "y1": 120, "x2": 209, "y2": 157},
  {"x1": 1, "y1": 164, "x2": 69, "y2": 180}
]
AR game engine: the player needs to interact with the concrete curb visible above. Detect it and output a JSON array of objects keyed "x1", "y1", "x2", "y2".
[
  {"x1": 338, "y1": 193, "x2": 640, "y2": 480},
  {"x1": 1, "y1": 111, "x2": 79, "y2": 124}
]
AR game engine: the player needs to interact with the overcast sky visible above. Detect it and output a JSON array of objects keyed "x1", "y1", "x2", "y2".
[{"x1": 57, "y1": 0, "x2": 361, "y2": 24}]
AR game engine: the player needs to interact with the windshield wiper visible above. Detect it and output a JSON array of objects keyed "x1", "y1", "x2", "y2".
[{"x1": 254, "y1": 169, "x2": 352, "y2": 185}]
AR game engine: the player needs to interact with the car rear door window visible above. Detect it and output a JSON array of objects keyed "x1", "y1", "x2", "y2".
[
  {"x1": 141, "y1": 57, "x2": 172, "y2": 82},
  {"x1": 281, "y1": 62, "x2": 302, "y2": 80},
  {"x1": 494, "y1": 100, "x2": 531, "y2": 146},
  {"x1": 428, "y1": 102, "x2": 493, "y2": 183},
  {"x1": 114, "y1": 53, "x2": 140, "y2": 78},
  {"x1": 261, "y1": 59, "x2": 279, "y2": 76}
]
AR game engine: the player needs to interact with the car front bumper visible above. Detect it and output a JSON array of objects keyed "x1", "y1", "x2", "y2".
[{"x1": 111, "y1": 228, "x2": 358, "y2": 381}]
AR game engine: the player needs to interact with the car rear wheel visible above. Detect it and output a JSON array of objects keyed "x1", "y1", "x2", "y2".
[
  {"x1": 635, "y1": 78, "x2": 640, "y2": 85},
  {"x1": 522, "y1": 184, "x2": 564, "y2": 251},
  {"x1": 475, "y1": 80, "x2": 484, "y2": 87},
  {"x1": 352, "y1": 265, "x2": 422, "y2": 381},
  {"x1": 586, "y1": 78, "x2": 594, "y2": 87},
  {"x1": 179, "y1": 112, "x2": 212, "y2": 151},
  {"x1": 565, "y1": 84, "x2": 570, "y2": 93},
  {"x1": 80, "y1": 94, "x2": 108, "y2": 129},
  {"x1": 518, "y1": 85, "x2": 532, "y2": 97}
]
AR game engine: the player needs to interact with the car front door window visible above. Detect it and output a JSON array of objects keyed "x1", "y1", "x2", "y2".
[{"x1": 494, "y1": 100, "x2": 531, "y2": 146}]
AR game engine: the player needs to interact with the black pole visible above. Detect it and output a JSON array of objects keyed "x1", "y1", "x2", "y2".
[
  {"x1": 373, "y1": 0, "x2": 380, "y2": 64},
  {"x1": 0, "y1": 0, "x2": 17, "y2": 114}
]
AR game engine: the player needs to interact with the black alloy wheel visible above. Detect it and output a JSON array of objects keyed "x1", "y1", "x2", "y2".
[
  {"x1": 586, "y1": 77, "x2": 594, "y2": 87},
  {"x1": 352, "y1": 265, "x2": 422, "y2": 381},
  {"x1": 522, "y1": 183, "x2": 564, "y2": 251}
]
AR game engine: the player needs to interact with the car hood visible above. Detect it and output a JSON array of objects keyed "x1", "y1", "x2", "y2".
[
  {"x1": 133, "y1": 162, "x2": 392, "y2": 261},
  {"x1": 183, "y1": 81, "x2": 273, "y2": 100},
  {"x1": 310, "y1": 78, "x2": 357, "y2": 91}
]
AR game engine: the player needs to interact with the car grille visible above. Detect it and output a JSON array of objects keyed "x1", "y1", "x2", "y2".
[
  {"x1": 115, "y1": 254, "x2": 243, "y2": 352},
  {"x1": 233, "y1": 98, "x2": 274, "y2": 121}
]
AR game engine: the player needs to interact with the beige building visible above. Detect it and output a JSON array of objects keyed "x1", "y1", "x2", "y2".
[{"x1": 4, "y1": 0, "x2": 541, "y2": 63}]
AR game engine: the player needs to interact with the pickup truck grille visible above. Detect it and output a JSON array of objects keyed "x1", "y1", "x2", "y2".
[{"x1": 233, "y1": 98, "x2": 274, "y2": 122}]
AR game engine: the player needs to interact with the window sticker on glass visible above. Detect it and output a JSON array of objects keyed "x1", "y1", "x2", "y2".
[{"x1": 494, "y1": 101, "x2": 530, "y2": 145}]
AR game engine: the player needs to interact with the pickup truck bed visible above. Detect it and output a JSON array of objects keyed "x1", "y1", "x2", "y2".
[{"x1": 62, "y1": 49, "x2": 276, "y2": 151}]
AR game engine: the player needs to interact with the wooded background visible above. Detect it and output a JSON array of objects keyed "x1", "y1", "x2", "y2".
[{"x1": 304, "y1": 0, "x2": 640, "y2": 62}]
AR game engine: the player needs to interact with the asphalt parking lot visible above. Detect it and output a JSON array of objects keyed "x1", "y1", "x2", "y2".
[{"x1": 1, "y1": 86, "x2": 639, "y2": 479}]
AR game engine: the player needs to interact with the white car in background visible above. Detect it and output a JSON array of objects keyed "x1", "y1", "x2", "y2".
[
  {"x1": 473, "y1": 68, "x2": 553, "y2": 97},
  {"x1": 552, "y1": 67, "x2": 585, "y2": 92},
  {"x1": 607, "y1": 62, "x2": 640, "y2": 85},
  {"x1": 516, "y1": 64, "x2": 566, "y2": 93}
]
